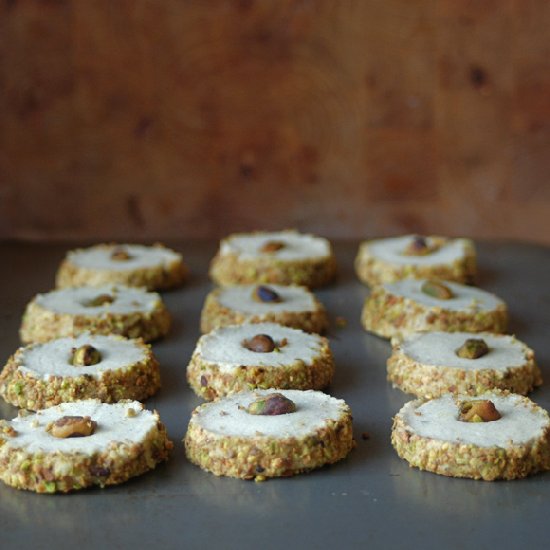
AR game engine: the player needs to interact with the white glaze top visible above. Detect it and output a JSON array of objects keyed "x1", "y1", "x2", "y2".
[
  {"x1": 215, "y1": 284, "x2": 317, "y2": 313},
  {"x1": 3, "y1": 400, "x2": 158, "y2": 455},
  {"x1": 401, "y1": 332, "x2": 528, "y2": 371},
  {"x1": 219, "y1": 231, "x2": 331, "y2": 261},
  {"x1": 384, "y1": 279, "x2": 504, "y2": 312},
  {"x1": 66, "y1": 244, "x2": 181, "y2": 271},
  {"x1": 190, "y1": 389, "x2": 349, "y2": 438},
  {"x1": 197, "y1": 323, "x2": 325, "y2": 370},
  {"x1": 34, "y1": 285, "x2": 162, "y2": 315},
  {"x1": 399, "y1": 393, "x2": 549, "y2": 447},
  {"x1": 364, "y1": 235, "x2": 471, "y2": 265},
  {"x1": 17, "y1": 334, "x2": 147, "y2": 381}
]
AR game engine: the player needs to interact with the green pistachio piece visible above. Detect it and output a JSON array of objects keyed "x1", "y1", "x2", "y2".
[
  {"x1": 49, "y1": 415, "x2": 97, "y2": 438},
  {"x1": 456, "y1": 338, "x2": 490, "y2": 359},
  {"x1": 247, "y1": 393, "x2": 297, "y2": 416},
  {"x1": 403, "y1": 235, "x2": 430, "y2": 256},
  {"x1": 460, "y1": 400, "x2": 501, "y2": 422},
  {"x1": 110, "y1": 247, "x2": 132, "y2": 261},
  {"x1": 243, "y1": 334, "x2": 276, "y2": 353},
  {"x1": 253, "y1": 285, "x2": 282, "y2": 303},
  {"x1": 86, "y1": 294, "x2": 114, "y2": 307},
  {"x1": 259, "y1": 240, "x2": 285, "y2": 254},
  {"x1": 421, "y1": 280, "x2": 454, "y2": 300},
  {"x1": 72, "y1": 345, "x2": 102, "y2": 366}
]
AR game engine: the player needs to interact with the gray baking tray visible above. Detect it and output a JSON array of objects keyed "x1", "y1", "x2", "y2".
[{"x1": 0, "y1": 240, "x2": 548, "y2": 549}]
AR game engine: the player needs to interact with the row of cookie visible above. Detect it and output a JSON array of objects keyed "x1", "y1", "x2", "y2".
[{"x1": 355, "y1": 236, "x2": 550, "y2": 481}]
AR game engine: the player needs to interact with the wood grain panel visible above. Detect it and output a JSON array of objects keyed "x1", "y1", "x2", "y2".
[{"x1": 0, "y1": 0, "x2": 549, "y2": 243}]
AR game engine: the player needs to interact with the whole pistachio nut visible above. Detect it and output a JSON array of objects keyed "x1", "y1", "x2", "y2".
[
  {"x1": 459, "y1": 400, "x2": 501, "y2": 423},
  {"x1": 110, "y1": 246, "x2": 132, "y2": 261},
  {"x1": 243, "y1": 334, "x2": 276, "y2": 353},
  {"x1": 86, "y1": 293, "x2": 114, "y2": 307},
  {"x1": 72, "y1": 344, "x2": 102, "y2": 366},
  {"x1": 247, "y1": 393, "x2": 297, "y2": 416},
  {"x1": 421, "y1": 280, "x2": 454, "y2": 300},
  {"x1": 253, "y1": 285, "x2": 282, "y2": 303},
  {"x1": 49, "y1": 416, "x2": 97, "y2": 438},
  {"x1": 456, "y1": 338, "x2": 490, "y2": 359},
  {"x1": 259, "y1": 240, "x2": 286, "y2": 254},
  {"x1": 403, "y1": 235, "x2": 430, "y2": 256}
]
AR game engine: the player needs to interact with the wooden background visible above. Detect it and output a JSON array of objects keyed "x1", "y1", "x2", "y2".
[{"x1": 1, "y1": 0, "x2": 549, "y2": 243}]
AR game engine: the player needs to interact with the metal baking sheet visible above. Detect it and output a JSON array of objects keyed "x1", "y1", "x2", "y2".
[{"x1": 1, "y1": 240, "x2": 549, "y2": 549}]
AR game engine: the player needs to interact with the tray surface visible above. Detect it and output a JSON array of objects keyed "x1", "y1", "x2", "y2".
[{"x1": 0, "y1": 240, "x2": 549, "y2": 549}]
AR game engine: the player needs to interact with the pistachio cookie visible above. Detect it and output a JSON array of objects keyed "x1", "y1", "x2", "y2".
[
  {"x1": 0, "y1": 333, "x2": 161, "y2": 410},
  {"x1": 355, "y1": 235, "x2": 476, "y2": 287},
  {"x1": 20, "y1": 285, "x2": 170, "y2": 344},
  {"x1": 185, "y1": 389, "x2": 353, "y2": 479},
  {"x1": 387, "y1": 332, "x2": 542, "y2": 399},
  {"x1": 56, "y1": 243, "x2": 188, "y2": 291},
  {"x1": 391, "y1": 392, "x2": 550, "y2": 480},
  {"x1": 361, "y1": 279, "x2": 507, "y2": 339},
  {"x1": 0, "y1": 400, "x2": 173, "y2": 493},
  {"x1": 187, "y1": 323, "x2": 334, "y2": 401},
  {"x1": 209, "y1": 230, "x2": 337, "y2": 288},
  {"x1": 200, "y1": 284, "x2": 328, "y2": 334}
]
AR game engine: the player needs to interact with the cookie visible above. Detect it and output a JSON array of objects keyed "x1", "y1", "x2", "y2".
[
  {"x1": 200, "y1": 284, "x2": 328, "y2": 334},
  {"x1": 0, "y1": 400, "x2": 172, "y2": 493},
  {"x1": 361, "y1": 279, "x2": 507, "y2": 339},
  {"x1": 184, "y1": 389, "x2": 353, "y2": 479},
  {"x1": 56, "y1": 243, "x2": 188, "y2": 291},
  {"x1": 391, "y1": 392, "x2": 550, "y2": 480},
  {"x1": 209, "y1": 230, "x2": 337, "y2": 288},
  {"x1": 0, "y1": 333, "x2": 161, "y2": 410},
  {"x1": 187, "y1": 323, "x2": 334, "y2": 400},
  {"x1": 387, "y1": 331, "x2": 542, "y2": 399},
  {"x1": 355, "y1": 235, "x2": 476, "y2": 287},
  {"x1": 20, "y1": 285, "x2": 171, "y2": 344}
]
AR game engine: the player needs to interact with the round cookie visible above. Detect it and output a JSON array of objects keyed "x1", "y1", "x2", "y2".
[
  {"x1": 387, "y1": 332, "x2": 542, "y2": 399},
  {"x1": 391, "y1": 392, "x2": 550, "y2": 481},
  {"x1": 209, "y1": 230, "x2": 337, "y2": 288},
  {"x1": 187, "y1": 323, "x2": 334, "y2": 401},
  {"x1": 0, "y1": 400, "x2": 173, "y2": 493},
  {"x1": 200, "y1": 284, "x2": 328, "y2": 334},
  {"x1": 56, "y1": 243, "x2": 188, "y2": 291},
  {"x1": 20, "y1": 285, "x2": 171, "y2": 344},
  {"x1": 184, "y1": 389, "x2": 353, "y2": 480},
  {"x1": 361, "y1": 278, "x2": 507, "y2": 339},
  {"x1": 355, "y1": 235, "x2": 476, "y2": 287},
  {"x1": 0, "y1": 333, "x2": 161, "y2": 410}
]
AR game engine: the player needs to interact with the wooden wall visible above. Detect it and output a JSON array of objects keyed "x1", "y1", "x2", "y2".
[{"x1": 1, "y1": 0, "x2": 549, "y2": 243}]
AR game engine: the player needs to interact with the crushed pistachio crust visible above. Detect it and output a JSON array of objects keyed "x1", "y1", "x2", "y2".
[
  {"x1": 209, "y1": 251, "x2": 337, "y2": 289},
  {"x1": 19, "y1": 299, "x2": 171, "y2": 344},
  {"x1": 0, "y1": 338, "x2": 161, "y2": 410},
  {"x1": 354, "y1": 237, "x2": 476, "y2": 287},
  {"x1": 391, "y1": 393, "x2": 550, "y2": 481},
  {"x1": 184, "y1": 395, "x2": 353, "y2": 479},
  {"x1": 187, "y1": 337, "x2": 335, "y2": 401},
  {"x1": 361, "y1": 286, "x2": 508, "y2": 339},
  {"x1": 200, "y1": 288, "x2": 329, "y2": 334},
  {"x1": 0, "y1": 404, "x2": 173, "y2": 493},
  {"x1": 56, "y1": 243, "x2": 188, "y2": 291},
  {"x1": 387, "y1": 335, "x2": 542, "y2": 399}
]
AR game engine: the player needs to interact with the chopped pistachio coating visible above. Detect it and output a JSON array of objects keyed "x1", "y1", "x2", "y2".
[
  {"x1": 456, "y1": 338, "x2": 490, "y2": 359},
  {"x1": 460, "y1": 400, "x2": 501, "y2": 422},
  {"x1": 247, "y1": 393, "x2": 297, "y2": 415},
  {"x1": 421, "y1": 280, "x2": 454, "y2": 300},
  {"x1": 72, "y1": 345, "x2": 102, "y2": 366}
]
